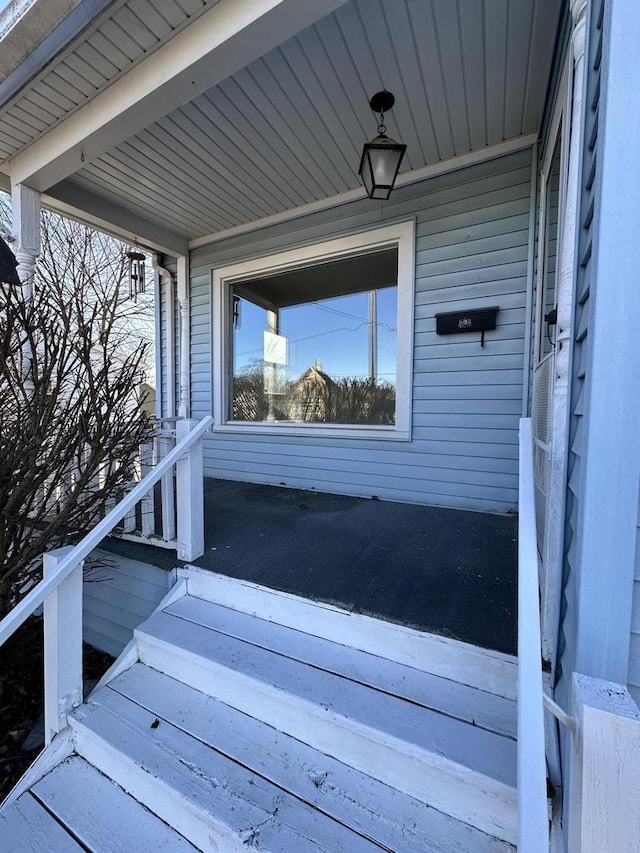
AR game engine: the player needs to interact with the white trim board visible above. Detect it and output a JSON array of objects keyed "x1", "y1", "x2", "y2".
[
  {"x1": 190, "y1": 134, "x2": 538, "y2": 249},
  {"x1": 179, "y1": 566, "x2": 518, "y2": 701}
]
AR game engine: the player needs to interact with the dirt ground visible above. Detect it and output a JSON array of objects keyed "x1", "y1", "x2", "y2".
[{"x1": 0, "y1": 616, "x2": 113, "y2": 800}]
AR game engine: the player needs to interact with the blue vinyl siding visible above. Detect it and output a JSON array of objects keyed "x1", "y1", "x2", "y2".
[
  {"x1": 555, "y1": 0, "x2": 603, "y2": 707},
  {"x1": 557, "y1": 0, "x2": 640, "y2": 707},
  {"x1": 187, "y1": 149, "x2": 534, "y2": 512},
  {"x1": 83, "y1": 553, "x2": 170, "y2": 657}
]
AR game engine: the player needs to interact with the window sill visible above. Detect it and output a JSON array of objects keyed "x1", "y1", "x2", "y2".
[{"x1": 213, "y1": 421, "x2": 411, "y2": 442}]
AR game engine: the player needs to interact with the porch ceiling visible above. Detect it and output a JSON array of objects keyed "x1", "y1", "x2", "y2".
[{"x1": 0, "y1": 0, "x2": 562, "y2": 251}]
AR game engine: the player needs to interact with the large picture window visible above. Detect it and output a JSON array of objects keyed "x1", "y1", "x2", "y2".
[{"x1": 212, "y1": 222, "x2": 415, "y2": 439}]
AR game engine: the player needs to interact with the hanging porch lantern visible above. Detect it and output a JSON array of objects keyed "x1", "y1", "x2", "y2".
[
  {"x1": 127, "y1": 250, "x2": 146, "y2": 300},
  {"x1": 358, "y1": 90, "x2": 407, "y2": 200}
]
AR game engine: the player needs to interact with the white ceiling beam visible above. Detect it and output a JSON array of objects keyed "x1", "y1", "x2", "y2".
[
  {"x1": 44, "y1": 180, "x2": 189, "y2": 256},
  {"x1": 7, "y1": 0, "x2": 350, "y2": 193}
]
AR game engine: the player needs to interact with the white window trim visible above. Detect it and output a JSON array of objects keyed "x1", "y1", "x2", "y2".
[
  {"x1": 211, "y1": 221, "x2": 415, "y2": 441},
  {"x1": 533, "y1": 59, "x2": 570, "y2": 368}
]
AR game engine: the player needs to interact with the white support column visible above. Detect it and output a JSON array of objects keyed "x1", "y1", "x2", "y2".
[
  {"x1": 43, "y1": 547, "x2": 83, "y2": 745},
  {"x1": 152, "y1": 255, "x2": 176, "y2": 417},
  {"x1": 139, "y1": 442, "x2": 155, "y2": 537},
  {"x1": 176, "y1": 418, "x2": 204, "y2": 562},
  {"x1": 540, "y1": 0, "x2": 588, "y2": 671},
  {"x1": 177, "y1": 255, "x2": 190, "y2": 419},
  {"x1": 11, "y1": 183, "x2": 41, "y2": 299},
  {"x1": 568, "y1": 674, "x2": 640, "y2": 852}
]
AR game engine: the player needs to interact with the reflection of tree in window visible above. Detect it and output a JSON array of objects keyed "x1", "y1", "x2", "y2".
[{"x1": 230, "y1": 248, "x2": 398, "y2": 425}]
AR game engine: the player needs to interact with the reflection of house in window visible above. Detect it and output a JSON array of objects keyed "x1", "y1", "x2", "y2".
[
  {"x1": 230, "y1": 246, "x2": 398, "y2": 426},
  {"x1": 289, "y1": 361, "x2": 335, "y2": 422}
]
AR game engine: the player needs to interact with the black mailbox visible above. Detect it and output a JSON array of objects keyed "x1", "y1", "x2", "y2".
[{"x1": 435, "y1": 306, "x2": 499, "y2": 346}]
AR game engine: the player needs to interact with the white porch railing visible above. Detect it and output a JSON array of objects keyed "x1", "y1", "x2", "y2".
[
  {"x1": 517, "y1": 417, "x2": 550, "y2": 851},
  {"x1": 0, "y1": 415, "x2": 212, "y2": 746},
  {"x1": 118, "y1": 417, "x2": 180, "y2": 550},
  {"x1": 38, "y1": 417, "x2": 191, "y2": 555}
]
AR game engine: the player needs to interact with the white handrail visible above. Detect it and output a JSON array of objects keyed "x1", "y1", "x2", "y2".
[
  {"x1": 517, "y1": 417, "x2": 549, "y2": 851},
  {"x1": 0, "y1": 415, "x2": 213, "y2": 648}
]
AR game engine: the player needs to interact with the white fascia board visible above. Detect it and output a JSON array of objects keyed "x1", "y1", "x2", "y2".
[
  {"x1": 7, "y1": 0, "x2": 351, "y2": 192},
  {"x1": 44, "y1": 180, "x2": 188, "y2": 257},
  {"x1": 190, "y1": 134, "x2": 538, "y2": 249}
]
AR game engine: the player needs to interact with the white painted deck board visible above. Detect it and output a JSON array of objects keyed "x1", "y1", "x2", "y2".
[
  {"x1": 70, "y1": 691, "x2": 386, "y2": 853},
  {"x1": 0, "y1": 793, "x2": 83, "y2": 852},
  {"x1": 110, "y1": 662, "x2": 515, "y2": 853},
  {"x1": 32, "y1": 756, "x2": 197, "y2": 852},
  {"x1": 165, "y1": 594, "x2": 516, "y2": 738}
]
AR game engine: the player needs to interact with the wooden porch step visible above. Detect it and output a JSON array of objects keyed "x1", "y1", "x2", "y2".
[
  {"x1": 182, "y1": 566, "x2": 518, "y2": 701},
  {"x1": 71, "y1": 678, "x2": 395, "y2": 852},
  {"x1": 163, "y1": 593, "x2": 517, "y2": 738},
  {"x1": 0, "y1": 756, "x2": 197, "y2": 852},
  {"x1": 0, "y1": 568, "x2": 518, "y2": 851},
  {"x1": 70, "y1": 662, "x2": 513, "y2": 852},
  {"x1": 134, "y1": 595, "x2": 517, "y2": 844}
]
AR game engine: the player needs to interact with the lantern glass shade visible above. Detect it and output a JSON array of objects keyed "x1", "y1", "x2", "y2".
[{"x1": 359, "y1": 134, "x2": 407, "y2": 200}]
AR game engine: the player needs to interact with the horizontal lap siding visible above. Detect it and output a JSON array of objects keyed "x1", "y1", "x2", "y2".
[
  {"x1": 188, "y1": 149, "x2": 533, "y2": 511},
  {"x1": 83, "y1": 554, "x2": 170, "y2": 657}
]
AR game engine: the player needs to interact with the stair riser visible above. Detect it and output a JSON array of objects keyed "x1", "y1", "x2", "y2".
[
  {"x1": 136, "y1": 630, "x2": 517, "y2": 845},
  {"x1": 70, "y1": 718, "x2": 246, "y2": 853}
]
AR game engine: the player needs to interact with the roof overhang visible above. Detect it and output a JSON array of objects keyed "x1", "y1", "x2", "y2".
[{"x1": 0, "y1": 0, "x2": 563, "y2": 255}]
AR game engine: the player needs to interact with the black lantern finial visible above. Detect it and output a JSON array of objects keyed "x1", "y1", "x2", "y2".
[{"x1": 358, "y1": 90, "x2": 407, "y2": 200}]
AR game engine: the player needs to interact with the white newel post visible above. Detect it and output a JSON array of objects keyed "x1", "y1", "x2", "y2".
[
  {"x1": 568, "y1": 674, "x2": 640, "y2": 852},
  {"x1": 43, "y1": 547, "x2": 84, "y2": 746},
  {"x1": 176, "y1": 419, "x2": 205, "y2": 562}
]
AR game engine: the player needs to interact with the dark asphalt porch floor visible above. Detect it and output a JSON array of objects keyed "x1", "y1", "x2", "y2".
[{"x1": 104, "y1": 478, "x2": 518, "y2": 656}]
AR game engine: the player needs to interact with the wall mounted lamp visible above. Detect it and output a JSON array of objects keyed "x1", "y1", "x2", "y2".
[{"x1": 358, "y1": 90, "x2": 407, "y2": 200}]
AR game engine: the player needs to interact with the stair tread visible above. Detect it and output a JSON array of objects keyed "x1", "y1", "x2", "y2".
[
  {"x1": 32, "y1": 756, "x2": 198, "y2": 852},
  {"x1": 166, "y1": 594, "x2": 516, "y2": 738},
  {"x1": 0, "y1": 792, "x2": 84, "y2": 852},
  {"x1": 137, "y1": 602, "x2": 517, "y2": 788},
  {"x1": 70, "y1": 686, "x2": 391, "y2": 853},
  {"x1": 107, "y1": 662, "x2": 515, "y2": 852}
]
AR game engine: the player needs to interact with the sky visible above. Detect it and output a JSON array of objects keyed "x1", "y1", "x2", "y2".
[{"x1": 234, "y1": 288, "x2": 398, "y2": 386}]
